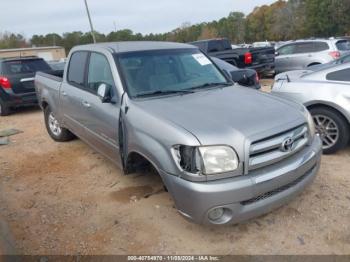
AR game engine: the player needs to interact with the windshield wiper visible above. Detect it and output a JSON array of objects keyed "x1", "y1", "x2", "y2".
[
  {"x1": 134, "y1": 89, "x2": 195, "y2": 98},
  {"x1": 189, "y1": 82, "x2": 232, "y2": 90}
]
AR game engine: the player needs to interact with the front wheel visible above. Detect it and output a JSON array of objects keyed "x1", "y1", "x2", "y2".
[
  {"x1": 310, "y1": 107, "x2": 349, "y2": 154},
  {"x1": 44, "y1": 106, "x2": 74, "y2": 142}
]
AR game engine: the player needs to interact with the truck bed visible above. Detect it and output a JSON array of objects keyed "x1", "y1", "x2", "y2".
[{"x1": 34, "y1": 71, "x2": 63, "y2": 111}]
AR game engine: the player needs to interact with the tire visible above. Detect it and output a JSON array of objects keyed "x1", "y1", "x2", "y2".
[
  {"x1": 44, "y1": 106, "x2": 74, "y2": 142},
  {"x1": 0, "y1": 100, "x2": 11, "y2": 116},
  {"x1": 309, "y1": 107, "x2": 350, "y2": 154}
]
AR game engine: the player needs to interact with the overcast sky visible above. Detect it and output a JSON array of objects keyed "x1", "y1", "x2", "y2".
[{"x1": 1, "y1": 0, "x2": 276, "y2": 37}]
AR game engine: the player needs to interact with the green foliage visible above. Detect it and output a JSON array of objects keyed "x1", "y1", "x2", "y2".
[{"x1": 1, "y1": 0, "x2": 349, "y2": 53}]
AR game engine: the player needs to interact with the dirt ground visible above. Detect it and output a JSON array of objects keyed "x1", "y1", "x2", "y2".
[{"x1": 0, "y1": 85, "x2": 350, "y2": 255}]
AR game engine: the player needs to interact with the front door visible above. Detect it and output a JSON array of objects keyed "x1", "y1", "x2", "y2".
[
  {"x1": 79, "y1": 52, "x2": 121, "y2": 164},
  {"x1": 276, "y1": 44, "x2": 296, "y2": 73}
]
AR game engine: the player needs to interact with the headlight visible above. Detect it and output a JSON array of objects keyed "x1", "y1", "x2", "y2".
[
  {"x1": 199, "y1": 146, "x2": 238, "y2": 175},
  {"x1": 175, "y1": 145, "x2": 239, "y2": 175},
  {"x1": 305, "y1": 109, "x2": 316, "y2": 138}
]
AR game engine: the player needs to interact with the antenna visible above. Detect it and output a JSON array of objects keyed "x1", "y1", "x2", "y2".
[{"x1": 83, "y1": 0, "x2": 96, "y2": 43}]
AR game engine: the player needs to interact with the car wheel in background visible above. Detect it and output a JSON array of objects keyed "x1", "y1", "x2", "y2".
[
  {"x1": 310, "y1": 107, "x2": 350, "y2": 154},
  {"x1": 307, "y1": 63, "x2": 321, "y2": 67},
  {"x1": 0, "y1": 100, "x2": 11, "y2": 116},
  {"x1": 44, "y1": 106, "x2": 75, "y2": 142}
]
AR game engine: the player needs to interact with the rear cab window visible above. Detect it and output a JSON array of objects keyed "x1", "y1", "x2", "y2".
[
  {"x1": 207, "y1": 40, "x2": 230, "y2": 52},
  {"x1": 3, "y1": 59, "x2": 51, "y2": 75},
  {"x1": 67, "y1": 51, "x2": 89, "y2": 86}
]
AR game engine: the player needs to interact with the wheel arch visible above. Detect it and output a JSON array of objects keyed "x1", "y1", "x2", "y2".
[
  {"x1": 306, "y1": 102, "x2": 350, "y2": 126},
  {"x1": 307, "y1": 62, "x2": 321, "y2": 67}
]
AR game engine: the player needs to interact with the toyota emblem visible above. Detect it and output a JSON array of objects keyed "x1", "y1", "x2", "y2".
[{"x1": 281, "y1": 137, "x2": 295, "y2": 152}]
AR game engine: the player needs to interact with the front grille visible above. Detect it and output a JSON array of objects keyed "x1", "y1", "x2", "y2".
[
  {"x1": 249, "y1": 124, "x2": 309, "y2": 170},
  {"x1": 241, "y1": 164, "x2": 316, "y2": 206}
]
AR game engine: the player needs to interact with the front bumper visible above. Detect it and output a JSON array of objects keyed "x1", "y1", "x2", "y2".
[{"x1": 162, "y1": 136, "x2": 322, "y2": 225}]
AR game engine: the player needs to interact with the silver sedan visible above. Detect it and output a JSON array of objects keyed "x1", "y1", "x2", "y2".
[{"x1": 272, "y1": 63, "x2": 350, "y2": 154}]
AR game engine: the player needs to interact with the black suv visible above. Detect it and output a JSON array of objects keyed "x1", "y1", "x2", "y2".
[{"x1": 0, "y1": 56, "x2": 52, "y2": 116}]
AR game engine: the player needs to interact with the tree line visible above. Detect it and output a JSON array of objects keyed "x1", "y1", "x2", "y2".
[{"x1": 1, "y1": 0, "x2": 349, "y2": 52}]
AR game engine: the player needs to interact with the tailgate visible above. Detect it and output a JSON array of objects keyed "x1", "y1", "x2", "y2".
[
  {"x1": 8, "y1": 73, "x2": 35, "y2": 94},
  {"x1": 250, "y1": 47, "x2": 275, "y2": 65}
]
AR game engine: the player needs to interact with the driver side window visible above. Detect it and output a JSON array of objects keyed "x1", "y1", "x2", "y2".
[{"x1": 87, "y1": 52, "x2": 114, "y2": 93}]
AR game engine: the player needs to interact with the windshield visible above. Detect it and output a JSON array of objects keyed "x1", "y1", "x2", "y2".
[{"x1": 115, "y1": 49, "x2": 228, "y2": 98}]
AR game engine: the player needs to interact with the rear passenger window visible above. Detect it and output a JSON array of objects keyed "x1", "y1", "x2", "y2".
[
  {"x1": 326, "y1": 68, "x2": 350, "y2": 82},
  {"x1": 295, "y1": 42, "x2": 315, "y2": 53},
  {"x1": 313, "y1": 42, "x2": 329, "y2": 52},
  {"x1": 67, "y1": 52, "x2": 88, "y2": 86}
]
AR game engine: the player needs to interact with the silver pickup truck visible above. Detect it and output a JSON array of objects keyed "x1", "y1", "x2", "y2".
[{"x1": 35, "y1": 42, "x2": 322, "y2": 225}]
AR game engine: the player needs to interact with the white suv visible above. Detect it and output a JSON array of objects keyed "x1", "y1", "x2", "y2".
[{"x1": 275, "y1": 38, "x2": 350, "y2": 73}]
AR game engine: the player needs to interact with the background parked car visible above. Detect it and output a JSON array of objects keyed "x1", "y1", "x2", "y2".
[
  {"x1": 48, "y1": 60, "x2": 66, "y2": 71},
  {"x1": 0, "y1": 56, "x2": 54, "y2": 116},
  {"x1": 272, "y1": 63, "x2": 350, "y2": 154},
  {"x1": 308, "y1": 53, "x2": 350, "y2": 71},
  {"x1": 190, "y1": 38, "x2": 275, "y2": 75},
  {"x1": 252, "y1": 41, "x2": 272, "y2": 48},
  {"x1": 211, "y1": 57, "x2": 260, "y2": 89},
  {"x1": 275, "y1": 38, "x2": 350, "y2": 73}
]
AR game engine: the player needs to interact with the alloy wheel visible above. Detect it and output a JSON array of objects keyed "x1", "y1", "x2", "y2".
[
  {"x1": 313, "y1": 114, "x2": 339, "y2": 150},
  {"x1": 48, "y1": 112, "x2": 62, "y2": 137}
]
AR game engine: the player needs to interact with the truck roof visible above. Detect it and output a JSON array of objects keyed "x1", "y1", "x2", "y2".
[
  {"x1": 74, "y1": 41, "x2": 197, "y2": 53},
  {"x1": 189, "y1": 38, "x2": 229, "y2": 44}
]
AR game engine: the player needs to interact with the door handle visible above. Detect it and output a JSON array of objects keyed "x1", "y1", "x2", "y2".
[
  {"x1": 82, "y1": 101, "x2": 91, "y2": 108},
  {"x1": 61, "y1": 91, "x2": 67, "y2": 96}
]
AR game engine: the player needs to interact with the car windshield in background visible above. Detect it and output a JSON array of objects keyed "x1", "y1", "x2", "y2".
[
  {"x1": 3, "y1": 59, "x2": 51, "y2": 75},
  {"x1": 115, "y1": 49, "x2": 228, "y2": 98},
  {"x1": 336, "y1": 40, "x2": 350, "y2": 51}
]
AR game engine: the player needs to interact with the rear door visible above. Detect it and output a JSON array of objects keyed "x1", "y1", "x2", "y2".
[
  {"x1": 2, "y1": 59, "x2": 51, "y2": 94},
  {"x1": 60, "y1": 51, "x2": 89, "y2": 136}
]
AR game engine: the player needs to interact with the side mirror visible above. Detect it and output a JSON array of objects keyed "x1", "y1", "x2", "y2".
[
  {"x1": 275, "y1": 51, "x2": 279, "y2": 56},
  {"x1": 97, "y1": 83, "x2": 112, "y2": 103}
]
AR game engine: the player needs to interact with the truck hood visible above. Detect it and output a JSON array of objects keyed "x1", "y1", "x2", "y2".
[{"x1": 132, "y1": 86, "x2": 306, "y2": 147}]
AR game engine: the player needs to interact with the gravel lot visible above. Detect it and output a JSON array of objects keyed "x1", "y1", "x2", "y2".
[{"x1": 0, "y1": 84, "x2": 350, "y2": 255}]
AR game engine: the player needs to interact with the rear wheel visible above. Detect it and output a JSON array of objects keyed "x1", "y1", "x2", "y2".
[
  {"x1": 44, "y1": 106, "x2": 74, "y2": 142},
  {"x1": 307, "y1": 63, "x2": 320, "y2": 67},
  {"x1": 309, "y1": 107, "x2": 349, "y2": 154},
  {"x1": 0, "y1": 100, "x2": 11, "y2": 116}
]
